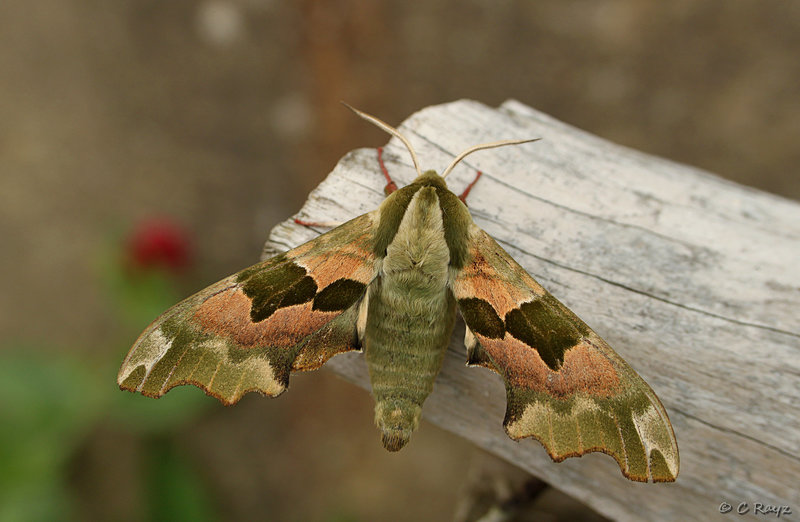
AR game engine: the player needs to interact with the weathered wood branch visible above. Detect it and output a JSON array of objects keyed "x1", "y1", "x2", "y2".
[{"x1": 262, "y1": 100, "x2": 800, "y2": 521}]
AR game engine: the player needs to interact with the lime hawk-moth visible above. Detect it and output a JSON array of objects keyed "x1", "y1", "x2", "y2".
[{"x1": 118, "y1": 106, "x2": 679, "y2": 482}]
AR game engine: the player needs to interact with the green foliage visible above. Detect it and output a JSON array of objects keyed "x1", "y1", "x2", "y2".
[
  {"x1": 145, "y1": 438, "x2": 217, "y2": 522},
  {"x1": 0, "y1": 349, "x2": 101, "y2": 521},
  {"x1": 0, "y1": 226, "x2": 216, "y2": 521}
]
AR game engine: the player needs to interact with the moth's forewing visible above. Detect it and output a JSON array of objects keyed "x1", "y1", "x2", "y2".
[
  {"x1": 118, "y1": 212, "x2": 379, "y2": 404},
  {"x1": 453, "y1": 226, "x2": 679, "y2": 482}
]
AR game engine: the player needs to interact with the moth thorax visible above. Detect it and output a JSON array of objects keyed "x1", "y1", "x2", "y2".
[{"x1": 384, "y1": 187, "x2": 449, "y2": 278}]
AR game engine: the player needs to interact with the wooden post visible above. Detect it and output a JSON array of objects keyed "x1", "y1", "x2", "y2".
[{"x1": 263, "y1": 100, "x2": 800, "y2": 521}]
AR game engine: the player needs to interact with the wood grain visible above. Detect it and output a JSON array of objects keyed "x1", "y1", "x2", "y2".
[{"x1": 262, "y1": 100, "x2": 800, "y2": 521}]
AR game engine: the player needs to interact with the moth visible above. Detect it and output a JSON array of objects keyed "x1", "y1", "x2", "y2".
[{"x1": 119, "y1": 105, "x2": 679, "y2": 482}]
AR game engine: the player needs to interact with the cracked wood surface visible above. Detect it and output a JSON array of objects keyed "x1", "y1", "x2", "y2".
[{"x1": 262, "y1": 100, "x2": 800, "y2": 521}]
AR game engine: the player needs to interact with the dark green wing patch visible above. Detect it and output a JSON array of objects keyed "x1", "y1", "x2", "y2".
[
  {"x1": 459, "y1": 294, "x2": 589, "y2": 368},
  {"x1": 239, "y1": 260, "x2": 317, "y2": 322},
  {"x1": 313, "y1": 279, "x2": 367, "y2": 311},
  {"x1": 458, "y1": 297, "x2": 505, "y2": 339},
  {"x1": 504, "y1": 294, "x2": 589, "y2": 370}
]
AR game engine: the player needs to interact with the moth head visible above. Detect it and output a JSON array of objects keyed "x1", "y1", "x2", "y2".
[{"x1": 343, "y1": 102, "x2": 539, "y2": 181}]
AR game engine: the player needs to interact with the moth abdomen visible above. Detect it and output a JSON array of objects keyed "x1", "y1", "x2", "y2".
[
  {"x1": 374, "y1": 397, "x2": 423, "y2": 452},
  {"x1": 363, "y1": 277, "x2": 457, "y2": 450}
]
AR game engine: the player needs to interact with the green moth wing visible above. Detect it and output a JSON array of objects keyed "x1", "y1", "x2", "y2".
[
  {"x1": 453, "y1": 225, "x2": 679, "y2": 482},
  {"x1": 118, "y1": 211, "x2": 378, "y2": 404}
]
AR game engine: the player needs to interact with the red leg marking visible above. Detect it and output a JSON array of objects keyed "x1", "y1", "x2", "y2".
[
  {"x1": 459, "y1": 171, "x2": 483, "y2": 204},
  {"x1": 377, "y1": 147, "x2": 398, "y2": 195}
]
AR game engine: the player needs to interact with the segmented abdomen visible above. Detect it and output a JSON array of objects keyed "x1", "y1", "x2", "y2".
[{"x1": 363, "y1": 275, "x2": 457, "y2": 451}]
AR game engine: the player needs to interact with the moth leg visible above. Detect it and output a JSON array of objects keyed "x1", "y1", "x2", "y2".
[
  {"x1": 458, "y1": 170, "x2": 483, "y2": 204},
  {"x1": 295, "y1": 146, "x2": 399, "y2": 227},
  {"x1": 377, "y1": 147, "x2": 398, "y2": 195}
]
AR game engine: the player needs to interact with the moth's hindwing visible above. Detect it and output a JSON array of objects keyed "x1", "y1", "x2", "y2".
[
  {"x1": 118, "y1": 211, "x2": 378, "y2": 405},
  {"x1": 453, "y1": 225, "x2": 679, "y2": 482}
]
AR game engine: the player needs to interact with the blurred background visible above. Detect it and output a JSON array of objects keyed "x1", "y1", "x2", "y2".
[{"x1": 1, "y1": 1, "x2": 798, "y2": 521}]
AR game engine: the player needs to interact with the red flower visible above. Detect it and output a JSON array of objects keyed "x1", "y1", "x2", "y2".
[{"x1": 126, "y1": 218, "x2": 191, "y2": 273}]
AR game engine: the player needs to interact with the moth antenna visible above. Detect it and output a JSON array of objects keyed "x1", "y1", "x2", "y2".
[
  {"x1": 342, "y1": 102, "x2": 422, "y2": 177},
  {"x1": 441, "y1": 138, "x2": 540, "y2": 179}
]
